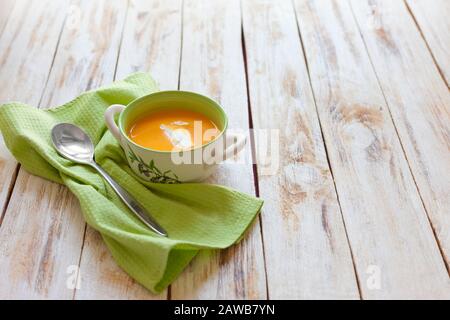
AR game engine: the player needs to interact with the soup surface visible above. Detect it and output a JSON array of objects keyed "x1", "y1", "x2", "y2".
[{"x1": 128, "y1": 108, "x2": 220, "y2": 151}]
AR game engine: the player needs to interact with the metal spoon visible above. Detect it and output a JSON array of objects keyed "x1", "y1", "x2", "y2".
[{"x1": 51, "y1": 123, "x2": 168, "y2": 237}]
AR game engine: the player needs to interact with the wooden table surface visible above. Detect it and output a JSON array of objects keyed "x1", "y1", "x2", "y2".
[{"x1": 0, "y1": 0, "x2": 449, "y2": 300}]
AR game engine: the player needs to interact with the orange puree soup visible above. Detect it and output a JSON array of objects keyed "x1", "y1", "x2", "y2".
[{"x1": 128, "y1": 108, "x2": 220, "y2": 151}]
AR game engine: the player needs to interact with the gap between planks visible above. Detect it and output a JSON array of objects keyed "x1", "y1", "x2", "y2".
[
  {"x1": 2, "y1": 0, "x2": 446, "y2": 299},
  {"x1": 290, "y1": 0, "x2": 363, "y2": 299},
  {"x1": 0, "y1": 0, "x2": 17, "y2": 35},
  {"x1": 0, "y1": 2, "x2": 69, "y2": 227},
  {"x1": 0, "y1": 0, "x2": 153, "y2": 299},
  {"x1": 242, "y1": 0, "x2": 361, "y2": 299},
  {"x1": 70, "y1": 0, "x2": 167, "y2": 300},
  {"x1": 170, "y1": 0, "x2": 267, "y2": 299},
  {"x1": 240, "y1": 10, "x2": 270, "y2": 300},
  {"x1": 291, "y1": 0, "x2": 449, "y2": 298},
  {"x1": 403, "y1": 0, "x2": 449, "y2": 88},
  {"x1": 347, "y1": 0, "x2": 449, "y2": 275},
  {"x1": 0, "y1": 164, "x2": 20, "y2": 226},
  {"x1": 166, "y1": 0, "x2": 184, "y2": 301}
]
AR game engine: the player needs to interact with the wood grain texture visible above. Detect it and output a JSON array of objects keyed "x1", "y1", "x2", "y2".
[
  {"x1": 294, "y1": 0, "x2": 450, "y2": 299},
  {"x1": 0, "y1": 0, "x2": 448, "y2": 300},
  {"x1": 75, "y1": 226, "x2": 157, "y2": 299},
  {"x1": 76, "y1": 0, "x2": 183, "y2": 299},
  {"x1": 242, "y1": 0, "x2": 359, "y2": 299},
  {"x1": 406, "y1": 0, "x2": 450, "y2": 86},
  {"x1": 0, "y1": 0, "x2": 67, "y2": 104},
  {"x1": 170, "y1": 0, "x2": 267, "y2": 299},
  {"x1": 116, "y1": 0, "x2": 182, "y2": 90},
  {"x1": 350, "y1": 0, "x2": 450, "y2": 271},
  {"x1": 0, "y1": 170, "x2": 84, "y2": 299},
  {"x1": 0, "y1": 0, "x2": 16, "y2": 35},
  {"x1": 0, "y1": 0, "x2": 68, "y2": 224},
  {"x1": 0, "y1": 0, "x2": 127, "y2": 299},
  {"x1": 40, "y1": 0, "x2": 126, "y2": 107}
]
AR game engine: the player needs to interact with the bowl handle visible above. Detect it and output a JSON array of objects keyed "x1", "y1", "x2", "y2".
[{"x1": 104, "y1": 104, "x2": 126, "y2": 143}]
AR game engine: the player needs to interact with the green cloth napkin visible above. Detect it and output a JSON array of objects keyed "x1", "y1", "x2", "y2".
[{"x1": 0, "y1": 72, "x2": 263, "y2": 294}]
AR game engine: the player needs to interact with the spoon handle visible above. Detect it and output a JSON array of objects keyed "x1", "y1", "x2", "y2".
[{"x1": 90, "y1": 161, "x2": 168, "y2": 237}]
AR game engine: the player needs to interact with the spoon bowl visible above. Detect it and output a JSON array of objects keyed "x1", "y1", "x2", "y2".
[{"x1": 51, "y1": 123, "x2": 95, "y2": 163}]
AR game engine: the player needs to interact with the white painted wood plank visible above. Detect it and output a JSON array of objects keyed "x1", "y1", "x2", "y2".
[
  {"x1": 350, "y1": 0, "x2": 450, "y2": 273},
  {"x1": 242, "y1": 0, "x2": 359, "y2": 299},
  {"x1": 0, "y1": 0, "x2": 67, "y2": 104},
  {"x1": 116, "y1": 0, "x2": 182, "y2": 90},
  {"x1": 0, "y1": 170, "x2": 84, "y2": 299},
  {"x1": 0, "y1": 0, "x2": 127, "y2": 299},
  {"x1": 0, "y1": 0, "x2": 67, "y2": 233},
  {"x1": 294, "y1": 0, "x2": 450, "y2": 299},
  {"x1": 170, "y1": 0, "x2": 267, "y2": 299},
  {"x1": 40, "y1": 0, "x2": 127, "y2": 107},
  {"x1": 406, "y1": 0, "x2": 450, "y2": 86},
  {"x1": 0, "y1": 0, "x2": 16, "y2": 35},
  {"x1": 75, "y1": 226, "x2": 158, "y2": 299},
  {"x1": 76, "y1": 0, "x2": 183, "y2": 299}
]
